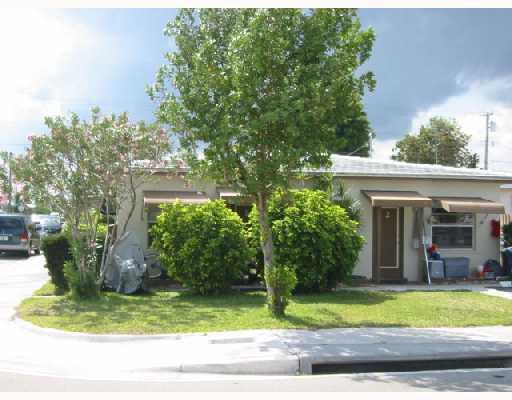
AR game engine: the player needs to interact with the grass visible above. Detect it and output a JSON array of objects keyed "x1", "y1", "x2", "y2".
[
  {"x1": 17, "y1": 287, "x2": 512, "y2": 334},
  {"x1": 33, "y1": 281, "x2": 67, "y2": 296}
]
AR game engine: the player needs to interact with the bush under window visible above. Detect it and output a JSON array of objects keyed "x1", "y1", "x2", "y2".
[
  {"x1": 151, "y1": 200, "x2": 251, "y2": 295},
  {"x1": 248, "y1": 189, "x2": 364, "y2": 293}
]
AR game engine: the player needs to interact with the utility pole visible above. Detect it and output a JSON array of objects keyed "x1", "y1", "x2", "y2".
[{"x1": 482, "y1": 112, "x2": 493, "y2": 170}]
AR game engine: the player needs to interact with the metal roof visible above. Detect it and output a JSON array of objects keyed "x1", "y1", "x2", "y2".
[
  {"x1": 314, "y1": 155, "x2": 512, "y2": 181},
  {"x1": 137, "y1": 155, "x2": 512, "y2": 181}
]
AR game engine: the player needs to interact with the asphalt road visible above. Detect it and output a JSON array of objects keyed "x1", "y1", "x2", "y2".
[{"x1": 2, "y1": 368, "x2": 512, "y2": 391}]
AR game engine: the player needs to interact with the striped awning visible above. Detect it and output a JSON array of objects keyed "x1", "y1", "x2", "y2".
[
  {"x1": 433, "y1": 197, "x2": 505, "y2": 214},
  {"x1": 143, "y1": 191, "x2": 209, "y2": 206},
  {"x1": 363, "y1": 190, "x2": 433, "y2": 208}
]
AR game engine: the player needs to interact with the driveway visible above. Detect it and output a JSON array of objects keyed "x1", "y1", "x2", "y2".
[{"x1": 0, "y1": 253, "x2": 47, "y2": 320}]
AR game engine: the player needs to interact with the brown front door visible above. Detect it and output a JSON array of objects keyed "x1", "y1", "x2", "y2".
[{"x1": 373, "y1": 207, "x2": 404, "y2": 282}]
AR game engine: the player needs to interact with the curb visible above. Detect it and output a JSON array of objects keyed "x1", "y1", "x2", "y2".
[
  {"x1": 12, "y1": 315, "x2": 204, "y2": 342},
  {"x1": 297, "y1": 343, "x2": 512, "y2": 374}
]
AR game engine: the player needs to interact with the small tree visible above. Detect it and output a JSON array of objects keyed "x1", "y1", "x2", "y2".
[
  {"x1": 13, "y1": 109, "x2": 170, "y2": 297},
  {"x1": 392, "y1": 117, "x2": 479, "y2": 168},
  {"x1": 150, "y1": 8, "x2": 375, "y2": 315}
]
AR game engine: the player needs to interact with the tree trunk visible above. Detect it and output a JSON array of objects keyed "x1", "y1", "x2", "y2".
[
  {"x1": 257, "y1": 191, "x2": 283, "y2": 315},
  {"x1": 119, "y1": 173, "x2": 137, "y2": 238}
]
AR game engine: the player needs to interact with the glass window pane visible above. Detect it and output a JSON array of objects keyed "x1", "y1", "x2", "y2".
[{"x1": 432, "y1": 226, "x2": 472, "y2": 248}]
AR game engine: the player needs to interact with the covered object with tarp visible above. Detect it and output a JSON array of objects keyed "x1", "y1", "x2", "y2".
[{"x1": 100, "y1": 232, "x2": 147, "y2": 294}]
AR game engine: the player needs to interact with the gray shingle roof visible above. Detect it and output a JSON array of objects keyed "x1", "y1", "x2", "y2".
[{"x1": 315, "y1": 155, "x2": 512, "y2": 181}]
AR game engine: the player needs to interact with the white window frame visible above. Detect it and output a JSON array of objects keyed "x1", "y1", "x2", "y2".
[{"x1": 430, "y1": 208, "x2": 474, "y2": 250}]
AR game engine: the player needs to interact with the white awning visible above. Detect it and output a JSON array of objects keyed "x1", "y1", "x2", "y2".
[
  {"x1": 218, "y1": 188, "x2": 253, "y2": 205},
  {"x1": 433, "y1": 197, "x2": 505, "y2": 214},
  {"x1": 363, "y1": 190, "x2": 432, "y2": 208},
  {"x1": 143, "y1": 191, "x2": 209, "y2": 207}
]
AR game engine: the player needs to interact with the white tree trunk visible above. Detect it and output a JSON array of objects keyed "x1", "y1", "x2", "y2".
[{"x1": 257, "y1": 191, "x2": 282, "y2": 314}]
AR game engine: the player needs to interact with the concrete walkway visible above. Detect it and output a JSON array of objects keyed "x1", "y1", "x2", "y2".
[
  {"x1": 342, "y1": 282, "x2": 512, "y2": 301},
  {"x1": 3, "y1": 255, "x2": 512, "y2": 381}
]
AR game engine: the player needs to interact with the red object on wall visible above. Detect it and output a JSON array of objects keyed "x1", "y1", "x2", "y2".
[{"x1": 491, "y1": 219, "x2": 500, "y2": 237}]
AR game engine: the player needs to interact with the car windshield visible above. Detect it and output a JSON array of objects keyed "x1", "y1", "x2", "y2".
[{"x1": 0, "y1": 218, "x2": 24, "y2": 234}]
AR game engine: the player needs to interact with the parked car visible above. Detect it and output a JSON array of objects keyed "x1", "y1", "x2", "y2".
[
  {"x1": 0, "y1": 214, "x2": 41, "y2": 257},
  {"x1": 39, "y1": 216, "x2": 62, "y2": 236}
]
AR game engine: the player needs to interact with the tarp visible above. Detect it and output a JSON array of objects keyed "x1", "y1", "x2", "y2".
[
  {"x1": 363, "y1": 190, "x2": 432, "y2": 208},
  {"x1": 433, "y1": 197, "x2": 505, "y2": 214},
  {"x1": 101, "y1": 231, "x2": 147, "y2": 294}
]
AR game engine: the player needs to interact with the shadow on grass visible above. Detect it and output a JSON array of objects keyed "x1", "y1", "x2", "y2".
[{"x1": 292, "y1": 290, "x2": 397, "y2": 306}]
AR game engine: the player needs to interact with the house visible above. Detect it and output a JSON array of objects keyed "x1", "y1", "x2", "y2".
[{"x1": 117, "y1": 155, "x2": 512, "y2": 283}]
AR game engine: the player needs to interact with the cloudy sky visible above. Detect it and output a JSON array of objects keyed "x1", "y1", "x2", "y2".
[{"x1": 2, "y1": 8, "x2": 512, "y2": 170}]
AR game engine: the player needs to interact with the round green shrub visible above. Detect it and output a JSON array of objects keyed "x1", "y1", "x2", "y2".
[
  {"x1": 248, "y1": 189, "x2": 364, "y2": 293},
  {"x1": 151, "y1": 200, "x2": 251, "y2": 295}
]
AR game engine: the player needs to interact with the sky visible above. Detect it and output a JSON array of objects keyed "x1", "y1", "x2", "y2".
[{"x1": 1, "y1": 8, "x2": 512, "y2": 170}]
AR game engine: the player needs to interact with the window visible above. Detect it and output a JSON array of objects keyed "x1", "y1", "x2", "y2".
[
  {"x1": 147, "y1": 208, "x2": 161, "y2": 248},
  {"x1": 431, "y1": 208, "x2": 473, "y2": 249}
]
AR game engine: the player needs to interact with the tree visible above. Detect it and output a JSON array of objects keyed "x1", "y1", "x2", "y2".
[
  {"x1": 0, "y1": 151, "x2": 13, "y2": 211},
  {"x1": 13, "y1": 109, "x2": 170, "y2": 297},
  {"x1": 149, "y1": 9, "x2": 375, "y2": 315},
  {"x1": 392, "y1": 117, "x2": 479, "y2": 168},
  {"x1": 334, "y1": 102, "x2": 374, "y2": 156}
]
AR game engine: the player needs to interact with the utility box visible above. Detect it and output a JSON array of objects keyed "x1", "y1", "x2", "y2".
[{"x1": 428, "y1": 260, "x2": 445, "y2": 279}]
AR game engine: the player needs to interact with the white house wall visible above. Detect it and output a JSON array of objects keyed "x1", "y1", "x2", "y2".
[
  {"x1": 336, "y1": 177, "x2": 503, "y2": 281},
  {"x1": 117, "y1": 173, "x2": 504, "y2": 282}
]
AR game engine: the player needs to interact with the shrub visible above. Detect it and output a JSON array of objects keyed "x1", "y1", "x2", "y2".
[
  {"x1": 264, "y1": 264, "x2": 297, "y2": 316},
  {"x1": 40, "y1": 233, "x2": 72, "y2": 291},
  {"x1": 64, "y1": 260, "x2": 99, "y2": 299},
  {"x1": 248, "y1": 189, "x2": 364, "y2": 293},
  {"x1": 151, "y1": 200, "x2": 251, "y2": 295},
  {"x1": 504, "y1": 222, "x2": 512, "y2": 247}
]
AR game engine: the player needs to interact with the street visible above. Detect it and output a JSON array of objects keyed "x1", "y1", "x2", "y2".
[
  {"x1": 2, "y1": 252, "x2": 512, "y2": 391},
  {"x1": 1, "y1": 368, "x2": 512, "y2": 391}
]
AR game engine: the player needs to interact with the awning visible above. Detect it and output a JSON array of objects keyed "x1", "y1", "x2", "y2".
[
  {"x1": 218, "y1": 189, "x2": 242, "y2": 199},
  {"x1": 363, "y1": 190, "x2": 433, "y2": 208},
  {"x1": 218, "y1": 188, "x2": 254, "y2": 205},
  {"x1": 143, "y1": 191, "x2": 209, "y2": 207},
  {"x1": 433, "y1": 197, "x2": 505, "y2": 214}
]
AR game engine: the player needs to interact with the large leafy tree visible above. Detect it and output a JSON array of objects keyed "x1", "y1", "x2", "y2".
[
  {"x1": 150, "y1": 8, "x2": 375, "y2": 315},
  {"x1": 392, "y1": 117, "x2": 479, "y2": 168},
  {"x1": 334, "y1": 102, "x2": 374, "y2": 156}
]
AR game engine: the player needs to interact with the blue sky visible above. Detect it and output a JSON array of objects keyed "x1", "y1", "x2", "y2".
[{"x1": 2, "y1": 8, "x2": 512, "y2": 169}]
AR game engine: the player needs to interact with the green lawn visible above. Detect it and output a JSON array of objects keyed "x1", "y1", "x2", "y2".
[
  {"x1": 33, "y1": 281, "x2": 67, "y2": 296},
  {"x1": 17, "y1": 287, "x2": 512, "y2": 334}
]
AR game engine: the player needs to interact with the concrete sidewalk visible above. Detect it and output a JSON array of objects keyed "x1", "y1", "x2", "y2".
[{"x1": 3, "y1": 255, "x2": 512, "y2": 381}]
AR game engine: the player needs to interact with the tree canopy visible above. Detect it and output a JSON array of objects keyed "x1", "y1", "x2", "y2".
[
  {"x1": 150, "y1": 8, "x2": 375, "y2": 314},
  {"x1": 334, "y1": 102, "x2": 374, "y2": 156},
  {"x1": 13, "y1": 108, "x2": 170, "y2": 297},
  {"x1": 392, "y1": 117, "x2": 479, "y2": 168}
]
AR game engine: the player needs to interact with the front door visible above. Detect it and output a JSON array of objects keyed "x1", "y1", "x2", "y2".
[{"x1": 373, "y1": 207, "x2": 403, "y2": 282}]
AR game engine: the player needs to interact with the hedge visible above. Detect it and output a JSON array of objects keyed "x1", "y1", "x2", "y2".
[
  {"x1": 150, "y1": 200, "x2": 251, "y2": 295},
  {"x1": 248, "y1": 189, "x2": 364, "y2": 293}
]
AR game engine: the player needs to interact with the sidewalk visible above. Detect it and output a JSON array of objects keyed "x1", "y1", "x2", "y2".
[{"x1": 3, "y1": 256, "x2": 512, "y2": 381}]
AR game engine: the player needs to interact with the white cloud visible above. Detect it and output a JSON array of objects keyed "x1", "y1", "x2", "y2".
[
  {"x1": 371, "y1": 138, "x2": 397, "y2": 161},
  {"x1": 373, "y1": 76, "x2": 512, "y2": 171},
  {"x1": 0, "y1": 10, "x2": 105, "y2": 151}
]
